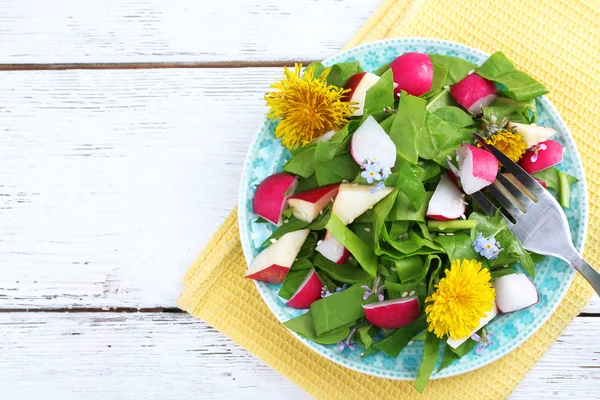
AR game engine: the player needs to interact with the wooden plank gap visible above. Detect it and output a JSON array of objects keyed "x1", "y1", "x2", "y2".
[
  {"x1": 0, "y1": 307, "x2": 184, "y2": 313},
  {"x1": 0, "y1": 61, "x2": 316, "y2": 71}
]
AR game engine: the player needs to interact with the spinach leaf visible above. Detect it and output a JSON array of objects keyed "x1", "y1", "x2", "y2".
[
  {"x1": 361, "y1": 346, "x2": 381, "y2": 358},
  {"x1": 390, "y1": 93, "x2": 426, "y2": 163},
  {"x1": 385, "y1": 280, "x2": 421, "y2": 295},
  {"x1": 315, "y1": 153, "x2": 361, "y2": 185},
  {"x1": 379, "y1": 113, "x2": 396, "y2": 133},
  {"x1": 425, "y1": 88, "x2": 458, "y2": 112},
  {"x1": 422, "y1": 62, "x2": 448, "y2": 99},
  {"x1": 284, "y1": 146, "x2": 316, "y2": 178},
  {"x1": 414, "y1": 332, "x2": 441, "y2": 394},
  {"x1": 428, "y1": 219, "x2": 478, "y2": 232},
  {"x1": 482, "y1": 97, "x2": 531, "y2": 123},
  {"x1": 450, "y1": 337, "x2": 478, "y2": 357},
  {"x1": 476, "y1": 51, "x2": 549, "y2": 102},
  {"x1": 415, "y1": 160, "x2": 441, "y2": 182},
  {"x1": 325, "y1": 214, "x2": 378, "y2": 277},
  {"x1": 313, "y1": 253, "x2": 373, "y2": 283},
  {"x1": 374, "y1": 314, "x2": 427, "y2": 357},
  {"x1": 296, "y1": 174, "x2": 320, "y2": 192},
  {"x1": 357, "y1": 325, "x2": 379, "y2": 350},
  {"x1": 533, "y1": 167, "x2": 579, "y2": 208},
  {"x1": 297, "y1": 232, "x2": 317, "y2": 259},
  {"x1": 362, "y1": 69, "x2": 395, "y2": 117},
  {"x1": 387, "y1": 190, "x2": 433, "y2": 222},
  {"x1": 371, "y1": 187, "x2": 401, "y2": 254},
  {"x1": 437, "y1": 338, "x2": 478, "y2": 372},
  {"x1": 490, "y1": 268, "x2": 517, "y2": 280},
  {"x1": 382, "y1": 229, "x2": 442, "y2": 256},
  {"x1": 375, "y1": 62, "x2": 391, "y2": 77},
  {"x1": 417, "y1": 112, "x2": 473, "y2": 165},
  {"x1": 397, "y1": 163, "x2": 427, "y2": 209},
  {"x1": 304, "y1": 61, "x2": 326, "y2": 79},
  {"x1": 327, "y1": 61, "x2": 363, "y2": 88},
  {"x1": 393, "y1": 255, "x2": 424, "y2": 282},
  {"x1": 261, "y1": 217, "x2": 308, "y2": 247},
  {"x1": 429, "y1": 54, "x2": 477, "y2": 86},
  {"x1": 433, "y1": 106, "x2": 475, "y2": 128},
  {"x1": 283, "y1": 311, "x2": 351, "y2": 345},
  {"x1": 279, "y1": 268, "x2": 311, "y2": 300},
  {"x1": 433, "y1": 232, "x2": 482, "y2": 262},
  {"x1": 310, "y1": 280, "x2": 372, "y2": 336}
]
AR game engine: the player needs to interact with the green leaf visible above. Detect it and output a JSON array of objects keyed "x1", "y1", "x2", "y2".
[
  {"x1": 397, "y1": 163, "x2": 427, "y2": 209},
  {"x1": 385, "y1": 280, "x2": 421, "y2": 295},
  {"x1": 450, "y1": 337, "x2": 479, "y2": 357},
  {"x1": 374, "y1": 314, "x2": 427, "y2": 357},
  {"x1": 422, "y1": 62, "x2": 448, "y2": 99},
  {"x1": 433, "y1": 232, "x2": 482, "y2": 262},
  {"x1": 279, "y1": 268, "x2": 311, "y2": 300},
  {"x1": 482, "y1": 97, "x2": 531, "y2": 124},
  {"x1": 425, "y1": 88, "x2": 457, "y2": 113},
  {"x1": 437, "y1": 338, "x2": 478, "y2": 372},
  {"x1": 432, "y1": 106, "x2": 475, "y2": 128},
  {"x1": 417, "y1": 112, "x2": 473, "y2": 166},
  {"x1": 313, "y1": 253, "x2": 373, "y2": 283},
  {"x1": 389, "y1": 93, "x2": 426, "y2": 164},
  {"x1": 426, "y1": 255, "x2": 444, "y2": 295},
  {"x1": 414, "y1": 332, "x2": 441, "y2": 393},
  {"x1": 327, "y1": 61, "x2": 363, "y2": 88},
  {"x1": 533, "y1": 167, "x2": 579, "y2": 208},
  {"x1": 361, "y1": 346, "x2": 381, "y2": 358},
  {"x1": 393, "y1": 255, "x2": 425, "y2": 282},
  {"x1": 296, "y1": 174, "x2": 320, "y2": 192},
  {"x1": 284, "y1": 146, "x2": 316, "y2": 178},
  {"x1": 310, "y1": 280, "x2": 372, "y2": 336},
  {"x1": 429, "y1": 54, "x2": 477, "y2": 86},
  {"x1": 387, "y1": 190, "x2": 433, "y2": 222},
  {"x1": 375, "y1": 62, "x2": 391, "y2": 77},
  {"x1": 379, "y1": 113, "x2": 396, "y2": 133},
  {"x1": 357, "y1": 325, "x2": 377, "y2": 350},
  {"x1": 305, "y1": 62, "x2": 326, "y2": 79},
  {"x1": 261, "y1": 217, "x2": 308, "y2": 247},
  {"x1": 475, "y1": 51, "x2": 549, "y2": 102},
  {"x1": 315, "y1": 153, "x2": 361, "y2": 186},
  {"x1": 283, "y1": 311, "x2": 351, "y2": 345},
  {"x1": 428, "y1": 219, "x2": 478, "y2": 232},
  {"x1": 362, "y1": 69, "x2": 395, "y2": 117},
  {"x1": 371, "y1": 187, "x2": 401, "y2": 254},
  {"x1": 490, "y1": 268, "x2": 517, "y2": 280},
  {"x1": 297, "y1": 233, "x2": 317, "y2": 259},
  {"x1": 415, "y1": 160, "x2": 442, "y2": 182},
  {"x1": 325, "y1": 214, "x2": 379, "y2": 277}
]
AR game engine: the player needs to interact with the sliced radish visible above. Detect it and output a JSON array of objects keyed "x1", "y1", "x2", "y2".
[
  {"x1": 312, "y1": 130, "x2": 336, "y2": 143},
  {"x1": 286, "y1": 268, "x2": 323, "y2": 309},
  {"x1": 450, "y1": 73, "x2": 497, "y2": 115},
  {"x1": 253, "y1": 173, "x2": 298, "y2": 225},
  {"x1": 363, "y1": 296, "x2": 420, "y2": 329},
  {"x1": 447, "y1": 169, "x2": 460, "y2": 188},
  {"x1": 456, "y1": 144, "x2": 498, "y2": 195},
  {"x1": 446, "y1": 303, "x2": 498, "y2": 349},
  {"x1": 426, "y1": 174, "x2": 466, "y2": 220},
  {"x1": 390, "y1": 52, "x2": 433, "y2": 97},
  {"x1": 507, "y1": 122, "x2": 556, "y2": 149},
  {"x1": 315, "y1": 231, "x2": 350, "y2": 264},
  {"x1": 493, "y1": 273, "x2": 539, "y2": 313},
  {"x1": 288, "y1": 184, "x2": 339, "y2": 223},
  {"x1": 350, "y1": 116, "x2": 397, "y2": 168},
  {"x1": 332, "y1": 183, "x2": 393, "y2": 225},
  {"x1": 343, "y1": 72, "x2": 381, "y2": 116},
  {"x1": 518, "y1": 140, "x2": 563, "y2": 174},
  {"x1": 245, "y1": 229, "x2": 310, "y2": 284}
]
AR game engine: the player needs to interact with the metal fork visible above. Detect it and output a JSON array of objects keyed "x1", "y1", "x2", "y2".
[{"x1": 469, "y1": 133, "x2": 600, "y2": 296}]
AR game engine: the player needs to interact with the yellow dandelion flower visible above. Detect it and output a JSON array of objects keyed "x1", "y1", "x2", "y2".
[
  {"x1": 264, "y1": 64, "x2": 356, "y2": 149},
  {"x1": 479, "y1": 130, "x2": 527, "y2": 162},
  {"x1": 425, "y1": 259, "x2": 495, "y2": 340}
]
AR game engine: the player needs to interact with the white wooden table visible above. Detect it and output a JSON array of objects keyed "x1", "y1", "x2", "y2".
[{"x1": 1, "y1": 1, "x2": 598, "y2": 398}]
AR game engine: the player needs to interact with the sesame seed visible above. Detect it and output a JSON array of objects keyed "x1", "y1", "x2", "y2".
[
  {"x1": 408, "y1": 341, "x2": 414, "y2": 345},
  {"x1": 330, "y1": 198, "x2": 334, "y2": 203},
  {"x1": 342, "y1": 180, "x2": 349, "y2": 183},
  {"x1": 402, "y1": 292, "x2": 409, "y2": 298},
  {"x1": 391, "y1": 267, "x2": 397, "y2": 272},
  {"x1": 443, "y1": 85, "x2": 450, "y2": 89},
  {"x1": 364, "y1": 227, "x2": 371, "y2": 232},
  {"x1": 468, "y1": 69, "x2": 475, "y2": 75},
  {"x1": 317, "y1": 240, "x2": 323, "y2": 246},
  {"x1": 397, "y1": 92, "x2": 402, "y2": 97},
  {"x1": 348, "y1": 256, "x2": 354, "y2": 261},
  {"x1": 438, "y1": 232, "x2": 446, "y2": 236},
  {"x1": 460, "y1": 214, "x2": 466, "y2": 220},
  {"x1": 319, "y1": 210, "x2": 323, "y2": 215},
  {"x1": 446, "y1": 232, "x2": 455, "y2": 236},
  {"x1": 283, "y1": 219, "x2": 289, "y2": 224},
  {"x1": 409, "y1": 290, "x2": 416, "y2": 296},
  {"x1": 446, "y1": 155, "x2": 452, "y2": 161},
  {"x1": 270, "y1": 239, "x2": 277, "y2": 244},
  {"x1": 369, "y1": 206, "x2": 373, "y2": 210},
  {"x1": 352, "y1": 183, "x2": 358, "y2": 187}
]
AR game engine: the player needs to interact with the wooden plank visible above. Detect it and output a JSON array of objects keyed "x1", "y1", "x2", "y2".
[
  {"x1": 0, "y1": 312, "x2": 598, "y2": 399},
  {"x1": 0, "y1": 0, "x2": 380, "y2": 64}
]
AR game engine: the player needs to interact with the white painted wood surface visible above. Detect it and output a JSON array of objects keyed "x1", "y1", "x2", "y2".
[
  {"x1": 0, "y1": 1, "x2": 598, "y2": 399},
  {"x1": 0, "y1": 0, "x2": 379, "y2": 64}
]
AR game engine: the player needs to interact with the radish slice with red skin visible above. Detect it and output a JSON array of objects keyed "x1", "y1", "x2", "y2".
[
  {"x1": 315, "y1": 231, "x2": 350, "y2": 264},
  {"x1": 518, "y1": 140, "x2": 563, "y2": 174},
  {"x1": 350, "y1": 116, "x2": 397, "y2": 168},
  {"x1": 363, "y1": 296, "x2": 420, "y2": 329},
  {"x1": 493, "y1": 273, "x2": 539, "y2": 313},
  {"x1": 343, "y1": 72, "x2": 381, "y2": 117},
  {"x1": 286, "y1": 268, "x2": 323, "y2": 309},
  {"x1": 426, "y1": 175, "x2": 466, "y2": 221},
  {"x1": 457, "y1": 144, "x2": 498, "y2": 195},
  {"x1": 390, "y1": 52, "x2": 434, "y2": 97},
  {"x1": 450, "y1": 73, "x2": 497, "y2": 115},
  {"x1": 253, "y1": 173, "x2": 298, "y2": 225}
]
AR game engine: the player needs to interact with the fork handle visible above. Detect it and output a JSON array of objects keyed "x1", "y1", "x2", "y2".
[{"x1": 571, "y1": 257, "x2": 600, "y2": 297}]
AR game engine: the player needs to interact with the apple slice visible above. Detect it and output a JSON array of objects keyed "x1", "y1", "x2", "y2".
[
  {"x1": 426, "y1": 174, "x2": 466, "y2": 221},
  {"x1": 493, "y1": 273, "x2": 539, "y2": 313},
  {"x1": 390, "y1": 52, "x2": 433, "y2": 97},
  {"x1": 343, "y1": 72, "x2": 381, "y2": 116},
  {"x1": 332, "y1": 183, "x2": 394, "y2": 225},
  {"x1": 507, "y1": 122, "x2": 556, "y2": 149},
  {"x1": 253, "y1": 173, "x2": 298, "y2": 225},
  {"x1": 363, "y1": 296, "x2": 420, "y2": 329},
  {"x1": 518, "y1": 140, "x2": 563, "y2": 174},
  {"x1": 286, "y1": 268, "x2": 323, "y2": 309},
  {"x1": 350, "y1": 116, "x2": 397, "y2": 168},
  {"x1": 450, "y1": 73, "x2": 497, "y2": 115},
  {"x1": 245, "y1": 229, "x2": 310, "y2": 284},
  {"x1": 287, "y1": 184, "x2": 339, "y2": 223},
  {"x1": 446, "y1": 303, "x2": 498, "y2": 349},
  {"x1": 456, "y1": 143, "x2": 498, "y2": 195},
  {"x1": 315, "y1": 231, "x2": 350, "y2": 264}
]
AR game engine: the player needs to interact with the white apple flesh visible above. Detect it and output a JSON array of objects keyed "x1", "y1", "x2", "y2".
[
  {"x1": 507, "y1": 122, "x2": 556, "y2": 149},
  {"x1": 315, "y1": 231, "x2": 350, "y2": 264},
  {"x1": 287, "y1": 184, "x2": 339, "y2": 223},
  {"x1": 426, "y1": 174, "x2": 466, "y2": 220},
  {"x1": 363, "y1": 296, "x2": 420, "y2": 329},
  {"x1": 343, "y1": 72, "x2": 381, "y2": 116},
  {"x1": 332, "y1": 183, "x2": 393, "y2": 225},
  {"x1": 456, "y1": 143, "x2": 498, "y2": 195},
  {"x1": 245, "y1": 229, "x2": 310, "y2": 284},
  {"x1": 350, "y1": 116, "x2": 397, "y2": 168},
  {"x1": 253, "y1": 173, "x2": 298, "y2": 225},
  {"x1": 446, "y1": 303, "x2": 498, "y2": 349},
  {"x1": 493, "y1": 273, "x2": 539, "y2": 313}
]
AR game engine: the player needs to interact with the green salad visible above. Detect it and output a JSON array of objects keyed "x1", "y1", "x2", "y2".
[{"x1": 246, "y1": 51, "x2": 578, "y2": 392}]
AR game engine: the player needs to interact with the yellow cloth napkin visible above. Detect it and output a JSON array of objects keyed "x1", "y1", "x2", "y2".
[{"x1": 178, "y1": 0, "x2": 600, "y2": 398}]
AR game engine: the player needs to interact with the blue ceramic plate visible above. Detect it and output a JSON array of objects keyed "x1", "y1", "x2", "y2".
[{"x1": 238, "y1": 38, "x2": 588, "y2": 379}]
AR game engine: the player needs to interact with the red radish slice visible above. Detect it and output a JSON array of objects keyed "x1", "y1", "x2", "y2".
[
  {"x1": 312, "y1": 130, "x2": 336, "y2": 143},
  {"x1": 245, "y1": 229, "x2": 310, "y2": 284},
  {"x1": 450, "y1": 73, "x2": 497, "y2": 115},
  {"x1": 332, "y1": 183, "x2": 393, "y2": 225},
  {"x1": 350, "y1": 116, "x2": 397, "y2": 168},
  {"x1": 493, "y1": 273, "x2": 539, "y2": 313},
  {"x1": 390, "y1": 52, "x2": 433, "y2": 97},
  {"x1": 507, "y1": 122, "x2": 556, "y2": 149},
  {"x1": 286, "y1": 268, "x2": 323, "y2": 309},
  {"x1": 363, "y1": 296, "x2": 420, "y2": 329},
  {"x1": 288, "y1": 184, "x2": 339, "y2": 223},
  {"x1": 446, "y1": 303, "x2": 498, "y2": 349},
  {"x1": 518, "y1": 140, "x2": 563, "y2": 174},
  {"x1": 343, "y1": 72, "x2": 381, "y2": 116},
  {"x1": 426, "y1": 174, "x2": 466, "y2": 221},
  {"x1": 253, "y1": 173, "x2": 298, "y2": 225},
  {"x1": 457, "y1": 144, "x2": 498, "y2": 195},
  {"x1": 446, "y1": 169, "x2": 461, "y2": 188},
  {"x1": 315, "y1": 231, "x2": 350, "y2": 264}
]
